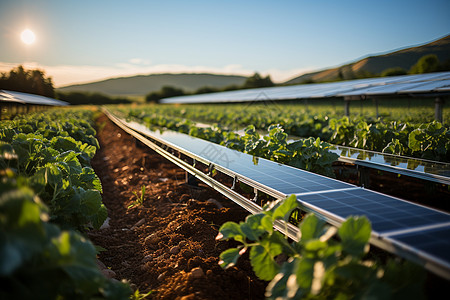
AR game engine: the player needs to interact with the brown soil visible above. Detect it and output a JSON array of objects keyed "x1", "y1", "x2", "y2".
[{"x1": 89, "y1": 114, "x2": 266, "y2": 299}]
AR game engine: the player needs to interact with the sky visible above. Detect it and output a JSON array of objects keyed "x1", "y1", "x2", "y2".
[{"x1": 0, "y1": 0, "x2": 449, "y2": 87}]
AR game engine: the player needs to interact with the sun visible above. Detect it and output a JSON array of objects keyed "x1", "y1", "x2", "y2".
[{"x1": 20, "y1": 29, "x2": 36, "y2": 45}]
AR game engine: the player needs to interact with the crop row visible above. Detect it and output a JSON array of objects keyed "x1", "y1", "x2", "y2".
[
  {"x1": 0, "y1": 109, "x2": 131, "y2": 299},
  {"x1": 117, "y1": 104, "x2": 450, "y2": 163},
  {"x1": 113, "y1": 108, "x2": 338, "y2": 178}
]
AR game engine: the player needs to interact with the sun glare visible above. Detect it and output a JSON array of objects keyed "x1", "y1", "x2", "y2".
[{"x1": 21, "y1": 29, "x2": 36, "y2": 45}]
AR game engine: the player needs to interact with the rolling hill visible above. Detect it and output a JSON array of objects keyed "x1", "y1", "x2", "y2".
[
  {"x1": 57, "y1": 73, "x2": 247, "y2": 97},
  {"x1": 285, "y1": 34, "x2": 450, "y2": 85}
]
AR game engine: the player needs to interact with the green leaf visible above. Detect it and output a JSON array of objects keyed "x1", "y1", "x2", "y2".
[
  {"x1": 240, "y1": 213, "x2": 266, "y2": 241},
  {"x1": 338, "y1": 216, "x2": 371, "y2": 257},
  {"x1": 218, "y1": 222, "x2": 245, "y2": 242},
  {"x1": 408, "y1": 129, "x2": 423, "y2": 151},
  {"x1": 300, "y1": 214, "x2": 326, "y2": 241},
  {"x1": 92, "y1": 204, "x2": 108, "y2": 230},
  {"x1": 304, "y1": 240, "x2": 327, "y2": 252},
  {"x1": 80, "y1": 189, "x2": 102, "y2": 217},
  {"x1": 266, "y1": 259, "x2": 305, "y2": 300},
  {"x1": 272, "y1": 194, "x2": 298, "y2": 222},
  {"x1": 77, "y1": 167, "x2": 102, "y2": 192},
  {"x1": 249, "y1": 234, "x2": 284, "y2": 281},
  {"x1": 0, "y1": 185, "x2": 46, "y2": 275},
  {"x1": 296, "y1": 258, "x2": 315, "y2": 291},
  {"x1": 219, "y1": 248, "x2": 242, "y2": 269},
  {"x1": 261, "y1": 215, "x2": 274, "y2": 233}
]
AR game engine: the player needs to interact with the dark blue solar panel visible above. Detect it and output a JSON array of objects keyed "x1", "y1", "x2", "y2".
[
  {"x1": 298, "y1": 189, "x2": 450, "y2": 235},
  {"x1": 119, "y1": 115, "x2": 450, "y2": 277},
  {"x1": 131, "y1": 122, "x2": 353, "y2": 195},
  {"x1": 389, "y1": 226, "x2": 450, "y2": 265}
]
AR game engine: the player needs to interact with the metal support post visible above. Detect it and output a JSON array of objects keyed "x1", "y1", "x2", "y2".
[
  {"x1": 344, "y1": 100, "x2": 350, "y2": 117},
  {"x1": 435, "y1": 97, "x2": 444, "y2": 123},
  {"x1": 185, "y1": 172, "x2": 198, "y2": 187}
]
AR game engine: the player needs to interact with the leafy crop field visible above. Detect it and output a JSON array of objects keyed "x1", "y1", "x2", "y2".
[
  {"x1": 0, "y1": 109, "x2": 131, "y2": 299},
  {"x1": 113, "y1": 102, "x2": 450, "y2": 163},
  {"x1": 1, "y1": 105, "x2": 448, "y2": 299}
]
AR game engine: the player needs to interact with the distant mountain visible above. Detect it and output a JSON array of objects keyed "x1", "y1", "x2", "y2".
[
  {"x1": 57, "y1": 73, "x2": 247, "y2": 97},
  {"x1": 285, "y1": 34, "x2": 450, "y2": 85}
]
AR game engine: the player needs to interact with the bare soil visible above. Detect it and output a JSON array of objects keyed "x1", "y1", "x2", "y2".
[{"x1": 89, "y1": 114, "x2": 266, "y2": 299}]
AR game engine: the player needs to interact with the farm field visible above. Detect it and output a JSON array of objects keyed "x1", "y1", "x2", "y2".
[
  {"x1": 115, "y1": 100, "x2": 450, "y2": 163},
  {"x1": 1, "y1": 105, "x2": 449, "y2": 299}
]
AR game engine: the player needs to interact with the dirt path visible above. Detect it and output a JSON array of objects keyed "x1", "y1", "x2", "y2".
[{"x1": 89, "y1": 114, "x2": 266, "y2": 299}]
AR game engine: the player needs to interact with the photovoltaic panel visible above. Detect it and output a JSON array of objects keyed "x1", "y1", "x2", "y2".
[
  {"x1": 388, "y1": 226, "x2": 450, "y2": 264},
  {"x1": 400, "y1": 79, "x2": 450, "y2": 93},
  {"x1": 330, "y1": 145, "x2": 450, "y2": 185},
  {"x1": 117, "y1": 115, "x2": 450, "y2": 278},
  {"x1": 1, "y1": 90, "x2": 69, "y2": 106},
  {"x1": 297, "y1": 189, "x2": 450, "y2": 235},
  {"x1": 125, "y1": 120, "x2": 354, "y2": 195},
  {"x1": 160, "y1": 71, "x2": 450, "y2": 104}
]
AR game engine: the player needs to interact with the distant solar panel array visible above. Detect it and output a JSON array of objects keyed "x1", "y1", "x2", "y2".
[
  {"x1": 160, "y1": 71, "x2": 450, "y2": 104},
  {"x1": 115, "y1": 115, "x2": 450, "y2": 279},
  {"x1": 0, "y1": 90, "x2": 69, "y2": 106}
]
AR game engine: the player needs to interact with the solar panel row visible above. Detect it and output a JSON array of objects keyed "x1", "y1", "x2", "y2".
[
  {"x1": 119, "y1": 117, "x2": 450, "y2": 277},
  {"x1": 160, "y1": 71, "x2": 450, "y2": 104},
  {"x1": 0, "y1": 90, "x2": 69, "y2": 106}
]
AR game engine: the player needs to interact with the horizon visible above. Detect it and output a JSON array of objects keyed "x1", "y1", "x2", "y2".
[{"x1": 1, "y1": 0, "x2": 449, "y2": 87}]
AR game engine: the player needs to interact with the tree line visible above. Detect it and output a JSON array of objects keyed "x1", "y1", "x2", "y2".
[
  {"x1": 0, "y1": 65, "x2": 131, "y2": 105},
  {"x1": 331, "y1": 54, "x2": 450, "y2": 83},
  {"x1": 0, "y1": 65, "x2": 55, "y2": 98}
]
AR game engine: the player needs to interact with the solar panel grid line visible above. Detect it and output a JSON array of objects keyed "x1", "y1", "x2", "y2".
[
  {"x1": 381, "y1": 222, "x2": 450, "y2": 237},
  {"x1": 295, "y1": 187, "x2": 361, "y2": 197}
]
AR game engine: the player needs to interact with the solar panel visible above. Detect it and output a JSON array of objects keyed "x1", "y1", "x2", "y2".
[
  {"x1": 330, "y1": 145, "x2": 450, "y2": 185},
  {"x1": 119, "y1": 116, "x2": 450, "y2": 277},
  {"x1": 126, "y1": 119, "x2": 354, "y2": 195},
  {"x1": 1, "y1": 90, "x2": 69, "y2": 106},
  {"x1": 400, "y1": 79, "x2": 450, "y2": 93},
  {"x1": 297, "y1": 189, "x2": 450, "y2": 235},
  {"x1": 388, "y1": 226, "x2": 450, "y2": 264},
  {"x1": 160, "y1": 71, "x2": 450, "y2": 104}
]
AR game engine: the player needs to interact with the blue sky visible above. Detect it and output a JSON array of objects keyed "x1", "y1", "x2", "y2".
[{"x1": 0, "y1": 0, "x2": 449, "y2": 87}]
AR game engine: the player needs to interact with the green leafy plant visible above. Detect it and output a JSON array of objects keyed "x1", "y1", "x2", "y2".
[
  {"x1": 0, "y1": 170, "x2": 131, "y2": 299},
  {"x1": 0, "y1": 111, "x2": 107, "y2": 231},
  {"x1": 128, "y1": 184, "x2": 146, "y2": 209},
  {"x1": 408, "y1": 121, "x2": 450, "y2": 161},
  {"x1": 217, "y1": 195, "x2": 426, "y2": 299}
]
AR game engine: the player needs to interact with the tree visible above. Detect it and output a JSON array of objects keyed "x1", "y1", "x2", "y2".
[
  {"x1": 145, "y1": 86, "x2": 185, "y2": 103},
  {"x1": 56, "y1": 91, "x2": 132, "y2": 105},
  {"x1": 242, "y1": 72, "x2": 274, "y2": 89},
  {"x1": 409, "y1": 54, "x2": 440, "y2": 74},
  {"x1": 381, "y1": 67, "x2": 407, "y2": 77},
  {"x1": 0, "y1": 65, "x2": 55, "y2": 97}
]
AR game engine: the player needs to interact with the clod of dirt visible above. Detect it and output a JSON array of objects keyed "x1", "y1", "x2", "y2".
[{"x1": 189, "y1": 267, "x2": 205, "y2": 280}]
